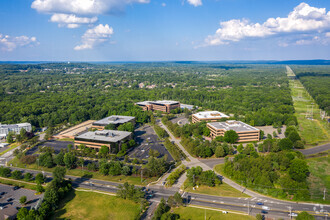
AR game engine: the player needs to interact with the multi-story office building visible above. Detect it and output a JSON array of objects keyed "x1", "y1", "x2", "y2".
[
  {"x1": 92, "y1": 115, "x2": 135, "y2": 130},
  {"x1": 207, "y1": 120, "x2": 260, "y2": 142},
  {"x1": 0, "y1": 123, "x2": 32, "y2": 137},
  {"x1": 74, "y1": 130, "x2": 132, "y2": 152},
  {"x1": 192, "y1": 111, "x2": 229, "y2": 123},
  {"x1": 136, "y1": 100, "x2": 180, "y2": 113}
]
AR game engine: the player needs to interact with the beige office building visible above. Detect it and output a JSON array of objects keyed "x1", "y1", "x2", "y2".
[
  {"x1": 136, "y1": 100, "x2": 180, "y2": 113},
  {"x1": 207, "y1": 120, "x2": 260, "y2": 142},
  {"x1": 192, "y1": 111, "x2": 229, "y2": 123}
]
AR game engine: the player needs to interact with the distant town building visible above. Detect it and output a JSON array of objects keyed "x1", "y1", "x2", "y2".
[
  {"x1": 192, "y1": 111, "x2": 229, "y2": 123},
  {"x1": 0, "y1": 123, "x2": 32, "y2": 137},
  {"x1": 92, "y1": 115, "x2": 135, "y2": 130},
  {"x1": 136, "y1": 100, "x2": 180, "y2": 113},
  {"x1": 74, "y1": 130, "x2": 132, "y2": 152},
  {"x1": 207, "y1": 120, "x2": 260, "y2": 142}
]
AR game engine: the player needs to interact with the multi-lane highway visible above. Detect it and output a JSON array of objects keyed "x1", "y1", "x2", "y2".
[{"x1": 4, "y1": 166, "x2": 329, "y2": 220}]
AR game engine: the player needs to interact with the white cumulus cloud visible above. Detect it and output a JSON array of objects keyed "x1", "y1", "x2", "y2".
[
  {"x1": 0, "y1": 34, "x2": 38, "y2": 51},
  {"x1": 74, "y1": 24, "x2": 114, "y2": 50},
  {"x1": 204, "y1": 2, "x2": 330, "y2": 46},
  {"x1": 32, "y1": 0, "x2": 150, "y2": 15},
  {"x1": 187, "y1": 0, "x2": 202, "y2": 7},
  {"x1": 50, "y1": 13, "x2": 98, "y2": 28}
]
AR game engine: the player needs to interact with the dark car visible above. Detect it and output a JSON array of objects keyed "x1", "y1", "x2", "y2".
[
  {"x1": 13, "y1": 186, "x2": 19, "y2": 190},
  {"x1": 256, "y1": 202, "x2": 264, "y2": 205},
  {"x1": 7, "y1": 198, "x2": 13, "y2": 202},
  {"x1": 0, "y1": 192, "x2": 5, "y2": 196},
  {"x1": 261, "y1": 210, "x2": 268, "y2": 214}
]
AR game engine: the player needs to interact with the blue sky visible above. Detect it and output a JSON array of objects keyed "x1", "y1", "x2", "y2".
[{"x1": 0, "y1": 0, "x2": 330, "y2": 61}]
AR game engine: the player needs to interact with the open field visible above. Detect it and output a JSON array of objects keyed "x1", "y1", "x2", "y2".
[
  {"x1": 10, "y1": 157, "x2": 158, "y2": 186},
  {"x1": 171, "y1": 206, "x2": 254, "y2": 220},
  {"x1": 184, "y1": 181, "x2": 250, "y2": 198},
  {"x1": 287, "y1": 66, "x2": 330, "y2": 146},
  {"x1": 307, "y1": 156, "x2": 330, "y2": 202},
  {"x1": 51, "y1": 190, "x2": 141, "y2": 220}
]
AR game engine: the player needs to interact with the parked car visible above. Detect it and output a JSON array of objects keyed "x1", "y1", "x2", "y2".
[
  {"x1": 13, "y1": 186, "x2": 19, "y2": 190},
  {"x1": 0, "y1": 192, "x2": 5, "y2": 196},
  {"x1": 222, "y1": 211, "x2": 228, "y2": 214},
  {"x1": 256, "y1": 202, "x2": 264, "y2": 205},
  {"x1": 7, "y1": 198, "x2": 13, "y2": 202}
]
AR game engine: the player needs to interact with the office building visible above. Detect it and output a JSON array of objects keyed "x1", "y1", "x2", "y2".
[
  {"x1": 192, "y1": 111, "x2": 229, "y2": 123},
  {"x1": 207, "y1": 120, "x2": 259, "y2": 142},
  {"x1": 0, "y1": 123, "x2": 32, "y2": 137},
  {"x1": 74, "y1": 130, "x2": 132, "y2": 151},
  {"x1": 92, "y1": 115, "x2": 135, "y2": 130},
  {"x1": 136, "y1": 100, "x2": 180, "y2": 113}
]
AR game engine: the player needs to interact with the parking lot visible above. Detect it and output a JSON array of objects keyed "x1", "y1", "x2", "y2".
[
  {"x1": 0, "y1": 184, "x2": 43, "y2": 218},
  {"x1": 26, "y1": 140, "x2": 73, "y2": 155},
  {"x1": 129, "y1": 125, "x2": 174, "y2": 162},
  {"x1": 170, "y1": 115, "x2": 189, "y2": 127}
]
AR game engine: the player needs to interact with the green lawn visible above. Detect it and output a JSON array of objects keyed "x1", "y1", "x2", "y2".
[
  {"x1": 171, "y1": 206, "x2": 254, "y2": 220},
  {"x1": 288, "y1": 76, "x2": 330, "y2": 146},
  {"x1": 10, "y1": 157, "x2": 157, "y2": 186},
  {"x1": 51, "y1": 190, "x2": 141, "y2": 220},
  {"x1": 307, "y1": 156, "x2": 330, "y2": 202},
  {"x1": 184, "y1": 181, "x2": 250, "y2": 198},
  {"x1": 0, "y1": 143, "x2": 18, "y2": 156}
]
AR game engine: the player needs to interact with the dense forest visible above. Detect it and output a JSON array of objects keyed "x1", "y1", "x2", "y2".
[
  {"x1": 0, "y1": 63, "x2": 295, "y2": 128},
  {"x1": 293, "y1": 66, "x2": 330, "y2": 115}
]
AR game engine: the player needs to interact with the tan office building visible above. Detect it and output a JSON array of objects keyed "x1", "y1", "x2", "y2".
[
  {"x1": 207, "y1": 120, "x2": 260, "y2": 142},
  {"x1": 74, "y1": 130, "x2": 132, "y2": 152},
  {"x1": 136, "y1": 100, "x2": 180, "y2": 113},
  {"x1": 192, "y1": 111, "x2": 229, "y2": 123}
]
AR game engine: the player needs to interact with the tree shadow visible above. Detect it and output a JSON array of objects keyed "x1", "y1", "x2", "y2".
[{"x1": 50, "y1": 190, "x2": 77, "y2": 220}]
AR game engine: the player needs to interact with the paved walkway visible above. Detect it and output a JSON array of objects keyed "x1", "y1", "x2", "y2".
[{"x1": 298, "y1": 143, "x2": 330, "y2": 155}]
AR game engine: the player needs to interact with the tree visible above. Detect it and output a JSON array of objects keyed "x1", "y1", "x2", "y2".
[
  {"x1": 99, "y1": 145, "x2": 109, "y2": 157},
  {"x1": 294, "y1": 140, "x2": 304, "y2": 149},
  {"x1": 12, "y1": 170, "x2": 23, "y2": 179},
  {"x1": 35, "y1": 173, "x2": 45, "y2": 184},
  {"x1": 278, "y1": 138, "x2": 293, "y2": 151},
  {"x1": 39, "y1": 152, "x2": 54, "y2": 168},
  {"x1": 296, "y1": 211, "x2": 315, "y2": 220},
  {"x1": 17, "y1": 207, "x2": 29, "y2": 219},
  {"x1": 54, "y1": 151, "x2": 65, "y2": 166},
  {"x1": 20, "y1": 196, "x2": 27, "y2": 205},
  {"x1": 289, "y1": 158, "x2": 309, "y2": 182},
  {"x1": 259, "y1": 130, "x2": 265, "y2": 140},
  {"x1": 77, "y1": 158, "x2": 84, "y2": 169},
  {"x1": 0, "y1": 167, "x2": 11, "y2": 177},
  {"x1": 215, "y1": 145, "x2": 226, "y2": 157},
  {"x1": 36, "y1": 183, "x2": 45, "y2": 193},
  {"x1": 24, "y1": 173, "x2": 33, "y2": 181},
  {"x1": 6, "y1": 132, "x2": 14, "y2": 144},
  {"x1": 288, "y1": 130, "x2": 301, "y2": 143},
  {"x1": 121, "y1": 166, "x2": 131, "y2": 176},
  {"x1": 223, "y1": 130, "x2": 239, "y2": 144},
  {"x1": 237, "y1": 144, "x2": 243, "y2": 153},
  {"x1": 53, "y1": 166, "x2": 66, "y2": 182},
  {"x1": 152, "y1": 198, "x2": 168, "y2": 220},
  {"x1": 63, "y1": 152, "x2": 77, "y2": 169}
]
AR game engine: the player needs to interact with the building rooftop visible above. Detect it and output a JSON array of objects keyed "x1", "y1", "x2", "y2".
[
  {"x1": 136, "y1": 100, "x2": 179, "y2": 106},
  {"x1": 207, "y1": 120, "x2": 259, "y2": 132},
  {"x1": 193, "y1": 111, "x2": 229, "y2": 119},
  {"x1": 75, "y1": 130, "x2": 132, "y2": 143},
  {"x1": 93, "y1": 115, "x2": 135, "y2": 126},
  {"x1": 0, "y1": 123, "x2": 31, "y2": 129}
]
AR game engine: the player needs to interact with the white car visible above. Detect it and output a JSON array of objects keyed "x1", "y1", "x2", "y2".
[
  {"x1": 222, "y1": 211, "x2": 228, "y2": 214},
  {"x1": 261, "y1": 206, "x2": 270, "y2": 210},
  {"x1": 288, "y1": 213, "x2": 298, "y2": 217}
]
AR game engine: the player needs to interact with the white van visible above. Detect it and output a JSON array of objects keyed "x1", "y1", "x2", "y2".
[{"x1": 262, "y1": 206, "x2": 270, "y2": 210}]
